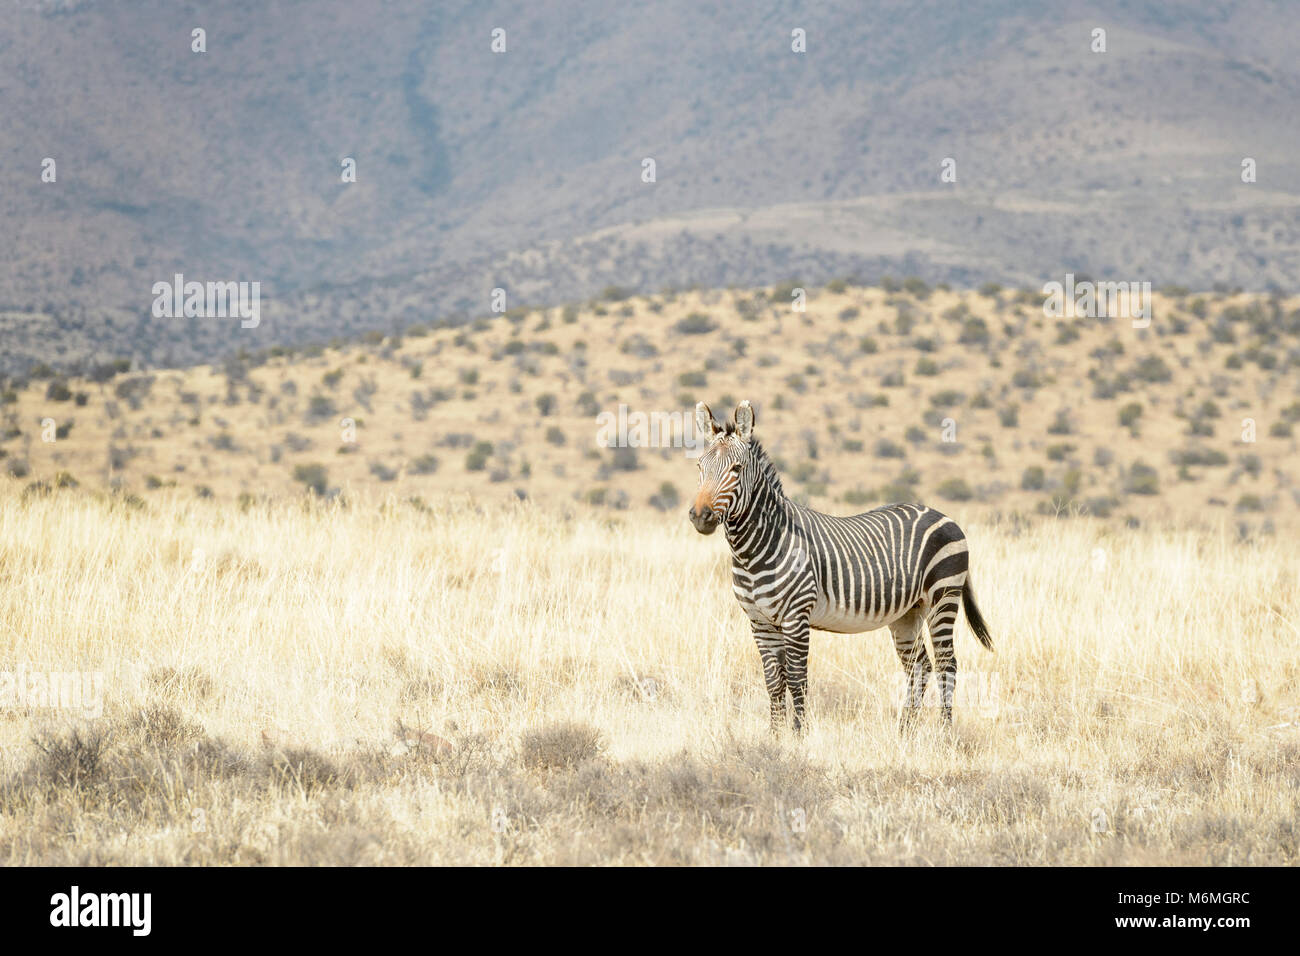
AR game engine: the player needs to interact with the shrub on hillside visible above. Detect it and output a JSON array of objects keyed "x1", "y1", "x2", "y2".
[
  {"x1": 292, "y1": 464, "x2": 329, "y2": 495},
  {"x1": 674, "y1": 312, "x2": 717, "y2": 335}
]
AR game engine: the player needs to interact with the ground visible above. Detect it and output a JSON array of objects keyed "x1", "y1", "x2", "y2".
[{"x1": 0, "y1": 490, "x2": 1295, "y2": 864}]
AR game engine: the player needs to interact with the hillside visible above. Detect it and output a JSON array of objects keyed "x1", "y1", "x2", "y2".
[
  {"x1": 4, "y1": 279, "x2": 1298, "y2": 531},
  {"x1": 4, "y1": 0, "x2": 1300, "y2": 374}
]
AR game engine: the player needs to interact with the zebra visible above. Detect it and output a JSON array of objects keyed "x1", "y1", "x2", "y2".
[{"x1": 687, "y1": 400, "x2": 993, "y2": 733}]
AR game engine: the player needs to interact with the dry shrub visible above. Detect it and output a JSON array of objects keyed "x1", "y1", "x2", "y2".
[
  {"x1": 520, "y1": 721, "x2": 604, "y2": 771},
  {"x1": 126, "y1": 703, "x2": 206, "y2": 747},
  {"x1": 147, "y1": 665, "x2": 216, "y2": 700}
]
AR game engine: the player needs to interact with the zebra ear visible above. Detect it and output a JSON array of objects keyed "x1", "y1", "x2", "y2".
[
  {"x1": 734, "y1": 400, "x2": 755, "y2": 441},
  {"x1": 695, "y1": 402, "x2": 720, "y2": 439}
]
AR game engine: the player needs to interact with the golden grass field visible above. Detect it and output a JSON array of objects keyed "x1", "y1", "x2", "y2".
[{"x1": 1, "y1": 486, "x2": 1297, "y2": 865}]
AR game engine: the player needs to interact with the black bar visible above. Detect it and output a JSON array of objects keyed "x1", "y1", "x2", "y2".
[{"x1": 0, "y1": 866, "x2": 1283, "y2": 943}]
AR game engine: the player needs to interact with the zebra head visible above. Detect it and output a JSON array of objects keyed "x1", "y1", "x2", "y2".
[{"x1": 689, "y1": 400, "x2": 756, "y2": 535}]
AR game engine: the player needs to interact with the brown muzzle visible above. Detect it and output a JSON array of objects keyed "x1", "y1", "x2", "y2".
[{"x1": 688, "y1": 490, "x2": 720, "y2": 535}]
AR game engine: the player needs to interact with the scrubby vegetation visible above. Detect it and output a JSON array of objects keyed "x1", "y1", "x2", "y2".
[{"x1": 0, "y1": 281, "x2": 1296, "y2": 531}]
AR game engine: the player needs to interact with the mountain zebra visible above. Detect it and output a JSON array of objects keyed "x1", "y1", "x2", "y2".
[{"x1": 688, "y1": 400, "x2": 993, "y2": 733}]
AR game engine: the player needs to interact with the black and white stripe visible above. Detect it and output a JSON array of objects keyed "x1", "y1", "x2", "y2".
[{"x1": 689, "y1": 400, "x2": 993, "y2": 733}]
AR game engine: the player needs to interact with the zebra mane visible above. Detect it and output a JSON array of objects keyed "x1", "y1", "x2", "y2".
[{"x1": 747, "y1": 438, "x2": 785, "y2": 499}]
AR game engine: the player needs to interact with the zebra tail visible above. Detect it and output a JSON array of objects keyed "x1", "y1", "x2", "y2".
[{"x1": 963, "y1": 572, "x2": 994, "y2": 651}]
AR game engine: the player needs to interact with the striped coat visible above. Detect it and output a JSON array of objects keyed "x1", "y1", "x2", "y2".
[{"x1": 690, "y1": 400, "x2": 992, "y2": 732}]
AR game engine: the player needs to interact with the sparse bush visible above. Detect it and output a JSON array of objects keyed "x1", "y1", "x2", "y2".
[
  {"x1": 1047, "y1": 410, "x2": 1072, "y2": 435},
  {"x1": 45, "y1": 381, "x2": 73, "y2": 401},
  {"x1": 649, "y1": 482, "x2": 680, "y2": 511},
  {"x1": 293, "y1": 463, "x2": 329, "y2": 495},
  {"x1": 902, "y1": 276, "x2": 930, "y2": 299},
  {"x1": 520, "y1": 721, "x2": 604, "y2": 771},
  {"x1": 936, "y1": 478, "x2": 973, "y2": 501},
  {"x1": 29, "y1": 727, "x2": 107, "y2": 790},
  {"x1": 307, "y1": 394, "x2": 336, "y2": 420},
  {"x1": 1132, "y1": 355, "x2": 1172, "y2": 383},
  {"x1": 1170, "y1": 447, "x2": 1228, "y2": 468},
  {"x1": 878, "y1": 467, "x2": 922, "y2": 503},
  {"x1": 1046, "y1": 443, "x2": 1075, "y2": 462},
  {"x1": 674, "y1": 312, "x2": 717, "y2": 335},
  {"x1": 770, "y1": 280, "x2": 803, "y2": 303},
  {"x1": 1124, "y1": 461, "x2": 1160, "y2": 495},
  {"x1": 621, "y1": 335, "x2": 658, "y2": 358},
  {"x1": 959, "y1": 317, "x2": 991, "y2": 346},
  {"x1": 466, "y1": 442, "x2": 493, "y2": 471}
]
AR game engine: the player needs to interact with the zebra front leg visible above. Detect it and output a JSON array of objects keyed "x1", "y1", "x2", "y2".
[
  {"x1": 752, "y1": 625, "x2": 788, "y2": 733},
  {"x1": 890, "y1": 607, "x2": 931, "y2": 733},
  {"x1": 927, "y1": 589, "x2": 963, "y2": 726},
  {"x1": 783, "y1": 617, "x2": 812, "y2": 735}
]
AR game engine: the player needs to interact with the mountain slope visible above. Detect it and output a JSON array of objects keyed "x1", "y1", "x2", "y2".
[{"x1": 3, "y1": 0, "x2": 1299, "y2": 373}]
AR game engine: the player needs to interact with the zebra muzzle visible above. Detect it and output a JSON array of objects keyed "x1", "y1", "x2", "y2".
[{"x1": 688, "y1": 504, "x2": 720, "y2": 534}]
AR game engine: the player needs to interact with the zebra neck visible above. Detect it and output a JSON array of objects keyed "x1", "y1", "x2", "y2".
[{"x1": 723, "y1": 463, "x2": 792, "y2": 561}]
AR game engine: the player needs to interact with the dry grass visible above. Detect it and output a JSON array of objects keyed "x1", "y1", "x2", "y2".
[{"x1": 0, "y1": 486, "x2": 1297, "y2": 865}]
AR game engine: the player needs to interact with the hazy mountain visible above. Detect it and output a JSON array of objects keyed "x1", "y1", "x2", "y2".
[{"x1": 3, "y1": 0, "x2": 1299, "y2": 373}]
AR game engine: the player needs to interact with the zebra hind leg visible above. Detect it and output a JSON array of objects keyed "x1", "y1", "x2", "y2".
[
  {"x1": 889, "y1": 607, "x2": 931, "y2": 733},
  {"x1": 753, "y1": 626, "x2": 789, "y2": 733},
  {"x1": 926, "y1": 588, "x2": 963, "y2": 726}
]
